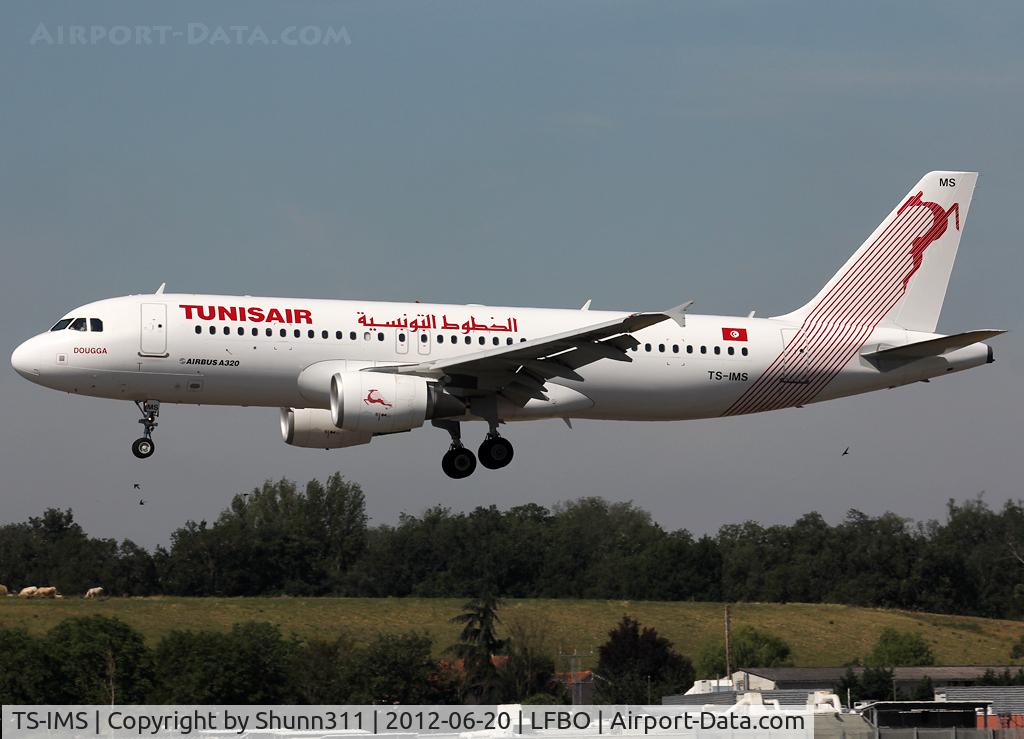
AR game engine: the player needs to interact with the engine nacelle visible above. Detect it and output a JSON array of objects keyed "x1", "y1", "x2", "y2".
[
  {"x1": 331, "y1": 371, "x2": 461, "y2": 434},
  {"x1": 280, "y1": 407, "x2": 373, "y2": 449}
]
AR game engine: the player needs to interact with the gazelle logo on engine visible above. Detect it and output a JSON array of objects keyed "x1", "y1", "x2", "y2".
[{"x1": 364, "y1": 389, "x2": 393, "y2": 408}]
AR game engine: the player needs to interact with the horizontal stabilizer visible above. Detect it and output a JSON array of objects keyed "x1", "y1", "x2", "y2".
[{"x1": 863, "y1": 330, "x2": 1005, "y2": 362}]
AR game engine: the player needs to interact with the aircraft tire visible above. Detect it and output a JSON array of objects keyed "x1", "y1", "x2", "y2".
[
  {"x1": 132, "y1": 437, "x2": 155, "y2": 459},
  {"x1": 442, "y1": 447, "x2": 476, "y2": 479},
  {"x1": 478, "y1": 437, "x2": 514, "y2": 469}
]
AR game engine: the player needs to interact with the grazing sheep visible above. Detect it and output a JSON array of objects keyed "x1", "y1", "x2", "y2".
[
  {"x1": 18, "y1": 586, "x2": 38, "y2": 598},
  {"x1": 35, "y1": 586, "x2": 58, "y2": 598},
  {"x1": 84, "y1": 587, "x2": 105, "y2": 599}
]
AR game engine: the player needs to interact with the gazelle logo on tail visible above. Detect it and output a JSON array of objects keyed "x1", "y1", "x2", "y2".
[
  {"x1": 364, "y1": 389, "x2": 393, "y2": 408},
  {"x1": 724, "y1": 171, "x2": 976, "y2": 418},
  {"x1": 898, "y1": 191, "x2": 960, "y2": 289}
]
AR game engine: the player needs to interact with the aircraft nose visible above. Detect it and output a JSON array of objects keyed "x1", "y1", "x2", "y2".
[{"x1": 11, "y1": 338, "x2": 42, "y2": 380}]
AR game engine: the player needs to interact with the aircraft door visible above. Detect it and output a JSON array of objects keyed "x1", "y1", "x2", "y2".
[
  {"x1": 779, "y1": 328, "x2": 812, "y2": 384},
  {"x1": 140, "y1": 303, "x2": 168, "y2": 357}
]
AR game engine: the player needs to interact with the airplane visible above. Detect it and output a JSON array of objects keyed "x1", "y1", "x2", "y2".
[{"x1": 10, "y1": 171, "x2": 1004, "y2": 478}]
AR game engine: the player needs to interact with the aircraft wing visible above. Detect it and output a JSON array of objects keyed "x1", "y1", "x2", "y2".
[
  {"x1": 369, "y1": 304, "x2": 690, "y2": 405},
  {"x1": 863, "y1": 329, "x2": 1005, "y2": 362}
]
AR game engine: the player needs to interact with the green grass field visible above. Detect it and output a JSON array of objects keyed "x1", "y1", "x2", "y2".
[{"x1": 2, "y1": 597, "x2": 1022, "y2": 669}]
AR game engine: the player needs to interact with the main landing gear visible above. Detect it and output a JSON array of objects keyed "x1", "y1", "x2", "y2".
[
  {"x1": 132, "y1": 400, "x2": 160, "y2": 459},
  {"x1": 434, "y1": 420, "x2": 514, "y2": 479}
]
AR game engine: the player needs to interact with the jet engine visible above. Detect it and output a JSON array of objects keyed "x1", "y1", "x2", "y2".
[
  {"x1": 280, "y1": 407, "x2": 373, "y2": 449},
  {"x1": 330, "y1": 371, "x2": 464, "y2": 434}
]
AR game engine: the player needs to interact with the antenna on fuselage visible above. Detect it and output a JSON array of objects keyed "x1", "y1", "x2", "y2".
[{"x1": 155, "y1": 283, "x2": 166, "y2": 294}]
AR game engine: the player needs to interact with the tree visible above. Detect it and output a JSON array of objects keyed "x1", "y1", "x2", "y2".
[
  {"x1": 501, "y1": 613, "x2": 560, "y2": 701},
  {"x1": 859, "y1": 666, "x2": 895, "y2": 701},
  {"x1": 594, "y1": 616, "x2": 694, "y2": 704},
  {"x1": 45, "y1": 616, "x2": 153, "y2": 703},
  {"x1": 697, "y1": 625, "x2": 792, "y2": 678},
  {"x1": 153, "y1": 622, "x2": 299, "y2": 703},
  {"x1": 0, "y1": 628, "x2": 51, "y2": 703},
  {"x1": 911, "y1": 676, "x2": 935, "y2": 700},
  {"x1": 869, "y1": 628, "x2": 935, "y2": 667},
  {"x1": 835, "y1": 667, "x2": 862, "y2": 707},
  {"x1": 349, "y1": 633, "x2": 450, "y2": 704},
  {"x1": 449, "y1": 595, "x2": 507, "y2": 703}
]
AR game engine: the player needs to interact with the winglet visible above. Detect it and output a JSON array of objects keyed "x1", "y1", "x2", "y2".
[
  {"x1": 663, "y1": 300, "x2": 694, "y2": 328},
  {"x1": 580, "y1": 299, "x2": 592, "y2": 311},
  {"x1": 155, "y1": 282, "x2": 166, "y2": 295}
]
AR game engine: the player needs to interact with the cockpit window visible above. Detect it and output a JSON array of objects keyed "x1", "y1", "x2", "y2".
[
  {"x1": 69, "y1": 318, "x2": 87, "y2": 331},
  {"x1": 50, "y1": 319, "x2": 73, "y2": 331},
  {"x1": 90, "y1": 318, "x2": 104, "y2": 332}
]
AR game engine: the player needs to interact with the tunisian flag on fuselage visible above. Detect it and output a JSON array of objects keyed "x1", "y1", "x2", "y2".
[{"x1": 722, "y1": 327, "x2": 748, "y2": 341}]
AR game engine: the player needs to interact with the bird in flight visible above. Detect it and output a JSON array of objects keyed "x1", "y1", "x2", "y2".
[
  {"x1": 842, "y1": 447, "x2": 850, "y2": 456},
  {"x1": 138, "y1": 499, "x2": 146, "y2": 506},
  {"x1": 133, "y1": 483, "x2": 141, "y2": 490}
]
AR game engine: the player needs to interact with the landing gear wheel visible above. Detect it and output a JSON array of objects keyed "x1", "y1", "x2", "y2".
[
  {"x1": 132, "y1": 400, "x2": 160, "y2": 459},
  {"x1": 478, "y1": 436, "x2": 514, "y2": 469},
  {"x1": 132, "y1": 437, "x2": 155, "y2": 459},
  {"x1": 442, "y1": 447, "x2": 477, "y2": 479}
]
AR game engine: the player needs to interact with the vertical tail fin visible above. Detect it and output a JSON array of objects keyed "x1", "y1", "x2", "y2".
[{"x1": 776, "y1": 171, "x2": 977, "y2": 332}]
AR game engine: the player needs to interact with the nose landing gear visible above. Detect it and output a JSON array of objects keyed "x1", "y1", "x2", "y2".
[{"x1": 132, "y1": 400, "x2": 160, "y2": 459}]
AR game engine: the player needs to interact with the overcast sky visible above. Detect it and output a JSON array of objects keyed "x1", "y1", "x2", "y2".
[{"x1": 1, "y1": 1, "x2": 1022, "y2": 549}]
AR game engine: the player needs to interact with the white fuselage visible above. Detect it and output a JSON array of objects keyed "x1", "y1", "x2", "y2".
[{"x1": 10, "y1": 293, "x2": 991, "y2": 423}]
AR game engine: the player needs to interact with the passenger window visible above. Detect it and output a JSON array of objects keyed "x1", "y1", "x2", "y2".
[
  {"x1": 280, "y1": 329, "x2": 287, "y2": 338},
  {"x1": 421, "y1": 334, "x2": 428, "y2": 343},
  {"x1": 90, "y1": 318, "x2": 104, "y2": 332},
  {"x1": 195, "y1": 325, "x2": 202, "y2": 334},
  {"x1": 364, "y1": 332, "x2": 371, "y2": 341},
  {"x1": 237, "y1": 327, "x2": 244, "y2": 336},
  {"x1": 672, "y1": 345, "x2": 679, "y2": 353},
  {"x1": 741, "y1": 347, "x2": 749, "y2": 356},
  {"x1": 209, "y1": 326, "x2": 216, "y2": 335},
  {"x1": 479, "y1": 337, "x2": 486, "y2": 345},
  {"x1": 507, "y1": 338, "x2": 513, "y2": 345},
  {"x1": 322, "y1": 330, "x2": 329, "y2": 340},
  {"x1": 658, "y1": 344, "x2": 665, "y2": 353},
  {"x1": 224, "y1": 326, "x2": 230, "y2": 335},
  {"x1": 520, "y1": 338, "x2": 527, "y2": 342},
  {"x1": 377, "y1": 332, "x2": 384, "y2": 342},
  {"x1": 451, "y1": 336, "x2": 458, "y2": 344},
  {"x1": 714, "y1": 346, "x2": 720, "y2": 355},
  {"x1": 492, "y1": 337, "x2": 499, "y2": 345},
  {"x1": 727, "y1": 346, "x2": 735, "y2": 355},
  {"x1": 266, "y1": 328, "x2": 272, "y2": 337},
  {"x1": 294, "y1": 329, "x2": 301, "y2": 338},
  {"x1": 350, "y1": 331, "x2": 357, "y2": 341},
  {"x1": 398, "y1": 333, "x2": 406, "y2": 343},
  {"x1": 308, "y1": 330, "x2": 315, "y2": 339},
  {"x1": 437, "y1": 335, "x2": 444, "y2": 344},
  {"x1": 700, "y1": 346, "x2": 707, "y2": 354},
  {"x1": 335, "y1": 331, "x2": 342, "y2": 340},
  {"x1": 687, "y1": 345, "x2": 693, "y2": 354},
  {"x1": 70, "y1": 318, "x2": 87, "y2": 331},
  {"x1": 465, "y1": 336, "x2": 471, "y2": 344},
  {"x1": 644, "y1": 343, "x2": 651, "y2": 352},
  {"x1": 50, "y1": 319, "x2": 74, "y2": 331},
  {"x1": 252, "y1": 328, "x2": 258, "y2": 336}
]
